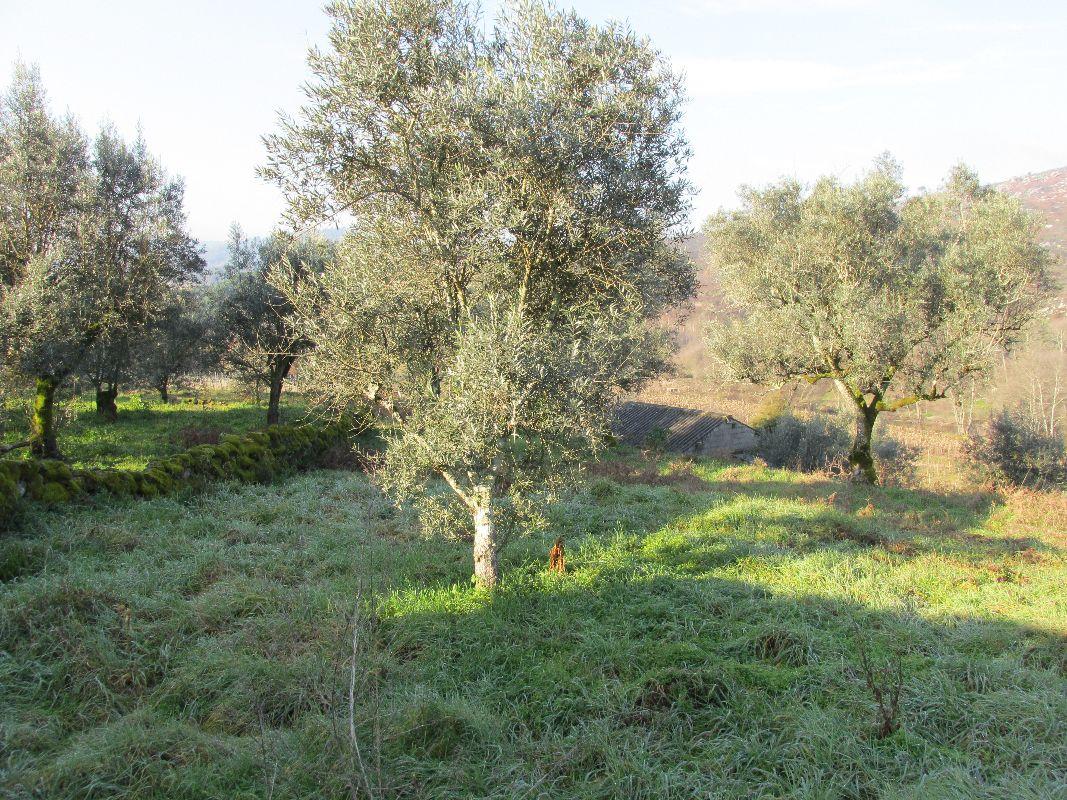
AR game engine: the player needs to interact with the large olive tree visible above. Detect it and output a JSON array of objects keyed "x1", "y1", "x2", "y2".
[
  {"x1": 705, "y1": 157, "x2": 1053, "y2": 483},
  {"x1": 263, "y1": 0, "x2": 694, "y2": 585},
  {"x1": 81, "y1": 127, "x2": 204, "y2": 420},
  {"x1": 134, "y1": 286, "x2": 216, "y2": 404},
  {"x1": 0, "y1": 66, "x2": 201, "y2": 451}
]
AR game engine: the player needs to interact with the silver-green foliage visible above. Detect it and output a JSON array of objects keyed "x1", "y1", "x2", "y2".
[
  {"x1": 262, "y1": 0, "x2": 695, "y2": 583},
  {"x1": 216, "y1": 227, "x2": 334, "y2": 424},
  {"x1": 0, "y1": 64, "x2": 93, "y2": 381},
  {"x1": 0, "y1": 64, "x2": 201, "y2": 452},
  {"x1": 80, "y1": 126, "x2": 204, "y2": 415},
  {"x1": 706, "y1": 156, "x2": 1053, "y2": 483}
]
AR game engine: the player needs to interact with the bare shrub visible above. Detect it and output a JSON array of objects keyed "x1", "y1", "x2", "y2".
[
  {"x1": 964, "y1": 407, "x2": 1067, "y2": 489},
  {"x1": 854, "y1": 633, "x2": 904, "y2": 740},
  {"x1": 873, "y1": 436, "x2": 920, "y2": 487},
  {"x1": 755, "y1": 412, "x2": 850, "y2": 473}
]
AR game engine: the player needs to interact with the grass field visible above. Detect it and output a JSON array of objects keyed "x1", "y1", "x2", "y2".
[
  {"x1": 0, "y1": 391, "x2": 305, "y2": 470},
  {"x1": 1, "y1": 449, "x2": 1063, "y2": 799}
]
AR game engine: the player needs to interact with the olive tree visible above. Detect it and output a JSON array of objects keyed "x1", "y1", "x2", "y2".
[
  {"x1": 0, "y1": 65, "x2": 201, "y2": 451},
  {"x1": 0, "y1": 64, "x2": 92, "y2": 457},
  {"x1": 80, "y1": 127, "x2": 203, "y2": 420},
  {"x1": 134, "y1": 286, "x2": 215, "y2": 403},
  {"x1": 705, "y1": 157, "x2": 1053, "y2": 483},
  {"x1": 263, "y1": 0, "x2": 694, "y2": 585},
  {"x1": 217, "y1": 227, "x2": 332, "y2": 425}
]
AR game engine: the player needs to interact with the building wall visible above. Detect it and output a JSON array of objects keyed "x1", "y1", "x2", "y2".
[{"x1": 696, "y1": 421, "x2": 757, "y2": 457}]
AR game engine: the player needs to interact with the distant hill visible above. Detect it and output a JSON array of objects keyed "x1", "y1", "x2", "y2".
[{"x1": 997, "y1": 166, "x2": 1067, "y2": 254}]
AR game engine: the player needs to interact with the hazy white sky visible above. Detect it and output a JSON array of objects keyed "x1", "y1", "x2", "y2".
[{"x1": 3, "y1": 0, "x2": 1066, "y2": 242}]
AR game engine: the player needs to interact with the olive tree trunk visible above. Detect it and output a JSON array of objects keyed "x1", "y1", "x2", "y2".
[
  {"x1": 266, "y1": 378, "x2": 283, "y2": 425},
  {"x1": 157, "y1": 378, "x2": 169, "y2": 404},
  {"x1": 266, "y1": 357, "x2": 294, "y2": 426},
  {"x1": 95, "y1": 383, "x2": 118, "y2": 422},
  {"x1": 471, "y1": 497, "x2": 500, "y2": 587},
  {"x1": 849, "y1": 406, "x2": 879, "y2": 484},
  {"x1": 30, "y1": 376, "x2": 61, "y2": 459}
]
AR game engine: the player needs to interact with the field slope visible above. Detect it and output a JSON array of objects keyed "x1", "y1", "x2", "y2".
[{"x1": 1, "y1": 455, "x2": 1064, "y2": 799}]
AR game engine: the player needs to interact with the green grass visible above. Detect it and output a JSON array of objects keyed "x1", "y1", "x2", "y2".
[
  {"x1": 0, "y1": 454, "x2": 1064, "y2": 798},
  {"x1": 1, "y1": 392, "x2": 306, "y2": 470}
]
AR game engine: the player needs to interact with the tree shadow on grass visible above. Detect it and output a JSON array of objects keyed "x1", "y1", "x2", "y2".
[
  {"x1": 596, "y1": 453, "x2": 1060, "y2": 557},
  {"x1": 8, "y1": 464, "x2": 1065, "y2": 800},
  {"x1": 371, "y1": 490, "x2": 1067, "y2": 799}
]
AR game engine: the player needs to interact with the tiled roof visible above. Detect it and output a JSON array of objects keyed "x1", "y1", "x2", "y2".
[{"x1": 612, "y1": 401, "x2": 752, "y2": 452}]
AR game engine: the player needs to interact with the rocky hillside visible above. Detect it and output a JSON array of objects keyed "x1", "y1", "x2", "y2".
[{"x1": 998, "y1": 166, "x2": 1067, "y2": 257}]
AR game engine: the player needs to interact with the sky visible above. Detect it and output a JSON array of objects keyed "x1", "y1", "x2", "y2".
[{"x1": 3, "y1": 0, "x2": 1066, "y2": 243}]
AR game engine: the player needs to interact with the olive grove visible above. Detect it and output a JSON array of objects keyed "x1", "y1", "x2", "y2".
[{"x1": 0, "y1": 65, "x2": 202, "y2": 453}]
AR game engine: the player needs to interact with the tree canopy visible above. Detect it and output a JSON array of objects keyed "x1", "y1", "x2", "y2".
[
  {"x1": 81, "y1": 126, "x2": 204, "y2": 420},
  {"x1": 217, "y1": 226, "x2": 333, "y2": 425},
  {"x1": 0, "y1": 64, "x2": 201, "y2": 453}
]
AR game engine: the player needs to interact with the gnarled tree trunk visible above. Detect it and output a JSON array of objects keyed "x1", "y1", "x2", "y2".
[
  {"x1": 30, "y1": 376, "x2": 61, "y2": 459},
  {"x1": 266, "y1": 356, "x2": 294, "y2": 426},
  {"x1": 849, "y1": 405, "x2": 879, "y2": 484},
  {"x1": 157, "y1": 378, "x2": 169, "y2": 404}
]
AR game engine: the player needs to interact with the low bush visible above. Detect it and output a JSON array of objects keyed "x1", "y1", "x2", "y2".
[
  {"x1": 0, "y1": 418, "x2": 371, "y2": 530},
  {"x1": 755, "y1": 412, "x2": 850, "y2": 473},
  {"x1": 755, "y1": 410, "x2": 918, "y2": 484},
  {"x1": 963, "y1": 407, "x2": 1066, "y2": 489},
  {"x1": 873, "y1": 435, "x2": 921, "y2": 487}
]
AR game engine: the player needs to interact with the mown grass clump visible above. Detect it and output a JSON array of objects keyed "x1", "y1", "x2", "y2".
[{"x1": 0, "y1": 456, "x2": 1063, "y2": 798}]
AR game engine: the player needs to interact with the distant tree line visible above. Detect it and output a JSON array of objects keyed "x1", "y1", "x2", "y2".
[{"x1": 0, "y1": 64, "x2": 334, "y2": 457}]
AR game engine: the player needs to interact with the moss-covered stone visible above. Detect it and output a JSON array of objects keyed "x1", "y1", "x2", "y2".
[
  {"x1": 40, "y1": 460, "x2": 74, "y2": 482},
  {"x1": 1, "y1": 418, "x2": 366, "y2": 528},
  {"x1": 39, "y1": 481, "x2": 71, "y2": 504}
]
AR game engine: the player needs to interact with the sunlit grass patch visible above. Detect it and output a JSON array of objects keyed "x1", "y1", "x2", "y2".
[{"x1": 1, "y1": 391, "x2": 306, "y2": 470}]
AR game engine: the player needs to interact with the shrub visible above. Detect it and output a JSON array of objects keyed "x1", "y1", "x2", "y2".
[
  {"x1": 964, "y1": 407, "x2": 1067, "y2": 489},
  {"x1": 755, "y1": 410, "x2": 917, "y2": 484},
  {"x1": 755, "y1": 412, "x2": 850, "y2": 473},
  {"x1": 643, "y1": 426, "x2": 669, "y2": 455},
  {"x1": 873, "y1": 435, "x2": 920, "y2": 487}
]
